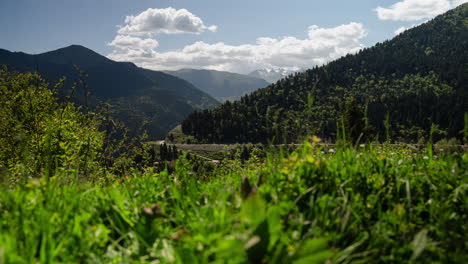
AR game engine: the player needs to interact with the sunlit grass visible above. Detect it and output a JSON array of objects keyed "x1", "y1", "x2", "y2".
[{"x1": 0, "y1": 141, "x2": 466, "y2": 263}]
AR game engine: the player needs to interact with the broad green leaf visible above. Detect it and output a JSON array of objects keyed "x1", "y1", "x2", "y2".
[{"x1": 241, "y1": 194, "x2": 266, "y2": 224}]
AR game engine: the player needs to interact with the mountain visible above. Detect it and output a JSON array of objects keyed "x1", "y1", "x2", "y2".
[
  {"x1": 248, "y1": 68, "x2": 299, "y2": 83},
  {"x1": 0, "y1": 45, "x2": 219, "y2": 139},
  {"x1": 165, "y1": 69, "x2": 270, "y2": 102},
  {"x1": 181, "y1": 4, "x2": 468, "y2": 144}
]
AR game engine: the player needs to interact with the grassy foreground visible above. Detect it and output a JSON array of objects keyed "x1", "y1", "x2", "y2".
[{"x1": 0, "y1": 141, "x2": 467, "y2": 263}]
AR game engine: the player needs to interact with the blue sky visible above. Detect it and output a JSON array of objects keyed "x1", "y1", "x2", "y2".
[{"x1": 1, "y1": 0, "x2": 465, "y2": 73}]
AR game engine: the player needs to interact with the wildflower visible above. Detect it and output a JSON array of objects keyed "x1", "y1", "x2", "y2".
[
  {"x1": 287, "y1": 244, "x2": 296, "y2": 253},
  {"x1": 329, "y1": 148, "x2": 335, "y2": 153},
  {"x1": 312, "y1": 136, "x2": 321, "y2": 143},
  {"x1": 423, "y1": 156, "x2": 429, "y2": 160},
  {"x1": 305, "y1": 156, "x2": 315, "y2": 163},
  {"x1": 360, "y1": 144, "x2": 365, "y2": 148}
]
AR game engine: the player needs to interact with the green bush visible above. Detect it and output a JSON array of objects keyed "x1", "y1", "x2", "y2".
[{"x1": 0, "y1": 67, "x2": 104, "y2": 181}]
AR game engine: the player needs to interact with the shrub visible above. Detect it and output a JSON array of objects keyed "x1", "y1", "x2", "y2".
[{"x1": 0, "y1": 67, "x2": 104, "y2": 181}]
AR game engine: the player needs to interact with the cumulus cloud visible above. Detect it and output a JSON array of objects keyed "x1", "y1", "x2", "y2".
[
  {"x1": 308, "y1": 23, "x2": 367, "y2": 42},
  {"x1": 107, "y1": 35, "x2": 159, "y2": 59},
  {"x1": 375, "y1": 0, "x2": 466, "y2": 21},
  {"x1": 118, "y1": 7, "x2": 217, "y2": 36},
  {"x1": 108, "y1": 22, "x2": 367, "y2": 74},
  {"x1": 109, "y1": 35, "x2": 159, "y2": 50}
]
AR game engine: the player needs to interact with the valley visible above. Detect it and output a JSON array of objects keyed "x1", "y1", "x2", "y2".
[
  {"x1": 0, "y1": 2, "x2": 467, "y2": 263},
  {"x1": 165, "y1": 68, "x2": 270, "y2": 102}
]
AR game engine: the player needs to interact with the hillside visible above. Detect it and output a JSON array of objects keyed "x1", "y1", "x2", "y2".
[
  {"x1": 182, "y1": 4, "x2": 468, "y2": 143},
  {"x1": 0, "y1": 45, "x2": 219, "y2": 139},
  {"x1": 165, "y1": 68, "x2": 270, "y2": 102}
]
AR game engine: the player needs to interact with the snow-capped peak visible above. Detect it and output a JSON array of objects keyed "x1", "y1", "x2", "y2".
[{"x1": 248, "y1": 67, "x2": 302, "y2": 83}]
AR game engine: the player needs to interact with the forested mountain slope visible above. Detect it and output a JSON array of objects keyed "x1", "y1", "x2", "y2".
[
  {"x1": 165, "y1": 68, "x2": 270, "y2": 102},
  {"x1": 182, "y1": 4, "x2": 468, "y2": 143},
  {"x1": 0, "y1": 45, "x2": 219, "y2": 139}
]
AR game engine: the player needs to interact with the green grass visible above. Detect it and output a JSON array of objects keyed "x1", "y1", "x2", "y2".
[
  {"x1": 165, "y1": 125, "x2": 197, "y2": 144},
  {"x1": 0, "y1": 141, "x2": 467, "y2": 263}
]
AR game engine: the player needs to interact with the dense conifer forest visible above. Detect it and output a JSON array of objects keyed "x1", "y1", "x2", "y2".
[{"x1": 182, "y1": 4, "x2": 467, "y2": 144}]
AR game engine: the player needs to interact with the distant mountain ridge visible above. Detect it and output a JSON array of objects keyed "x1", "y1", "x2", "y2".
[
  {"x1": 182, "y1": 4, "x2": 468, "y2": 143},
  {"x1": 165, "y1": 68, "x2": 270, "y2": 102},
  {"x1": 0, "y1": 45, "x2": 219, "y2": 139},
  {"x1": 248, "y1": 68, "x2": 300, "y2": 83}
]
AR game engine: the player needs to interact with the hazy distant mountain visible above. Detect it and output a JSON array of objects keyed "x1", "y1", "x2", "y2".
[
  {"x1": 165, "y1": 69, "x2": 270, "y2": 102},
  {"x1": 248, "y1": 68, "x2": 299, "y2": 83},
  {"x1": 0, "y1": 45, "x2": 219, "y2": 139}
]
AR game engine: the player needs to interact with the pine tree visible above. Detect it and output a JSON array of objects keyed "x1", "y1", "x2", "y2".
[{"x1": 344, "y1": 98, "x2": 365, "y2": 144}]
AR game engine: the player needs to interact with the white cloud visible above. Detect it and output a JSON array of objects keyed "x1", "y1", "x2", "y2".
[
  {"x1": 118, "y1": 7, "x2": 217, "y2": 36},
  {"x1": 452, "y1": 0, "x2": 468, "y2": 6},
  {"x1": 375, "y1": 0, "x2": 466, "y2": 21},
  {"x1": 109, "y1": 35, "x2": 159, "y2": 50},
  {"x1": 107, "y1": 35, "x2": 159, "y2": 58},
  {"x1": 308, "y1": 22, "x2": 367, "y2": 42},
  {"x1": 108, "y1": 22, "x2": 367, "y2": 74}
]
